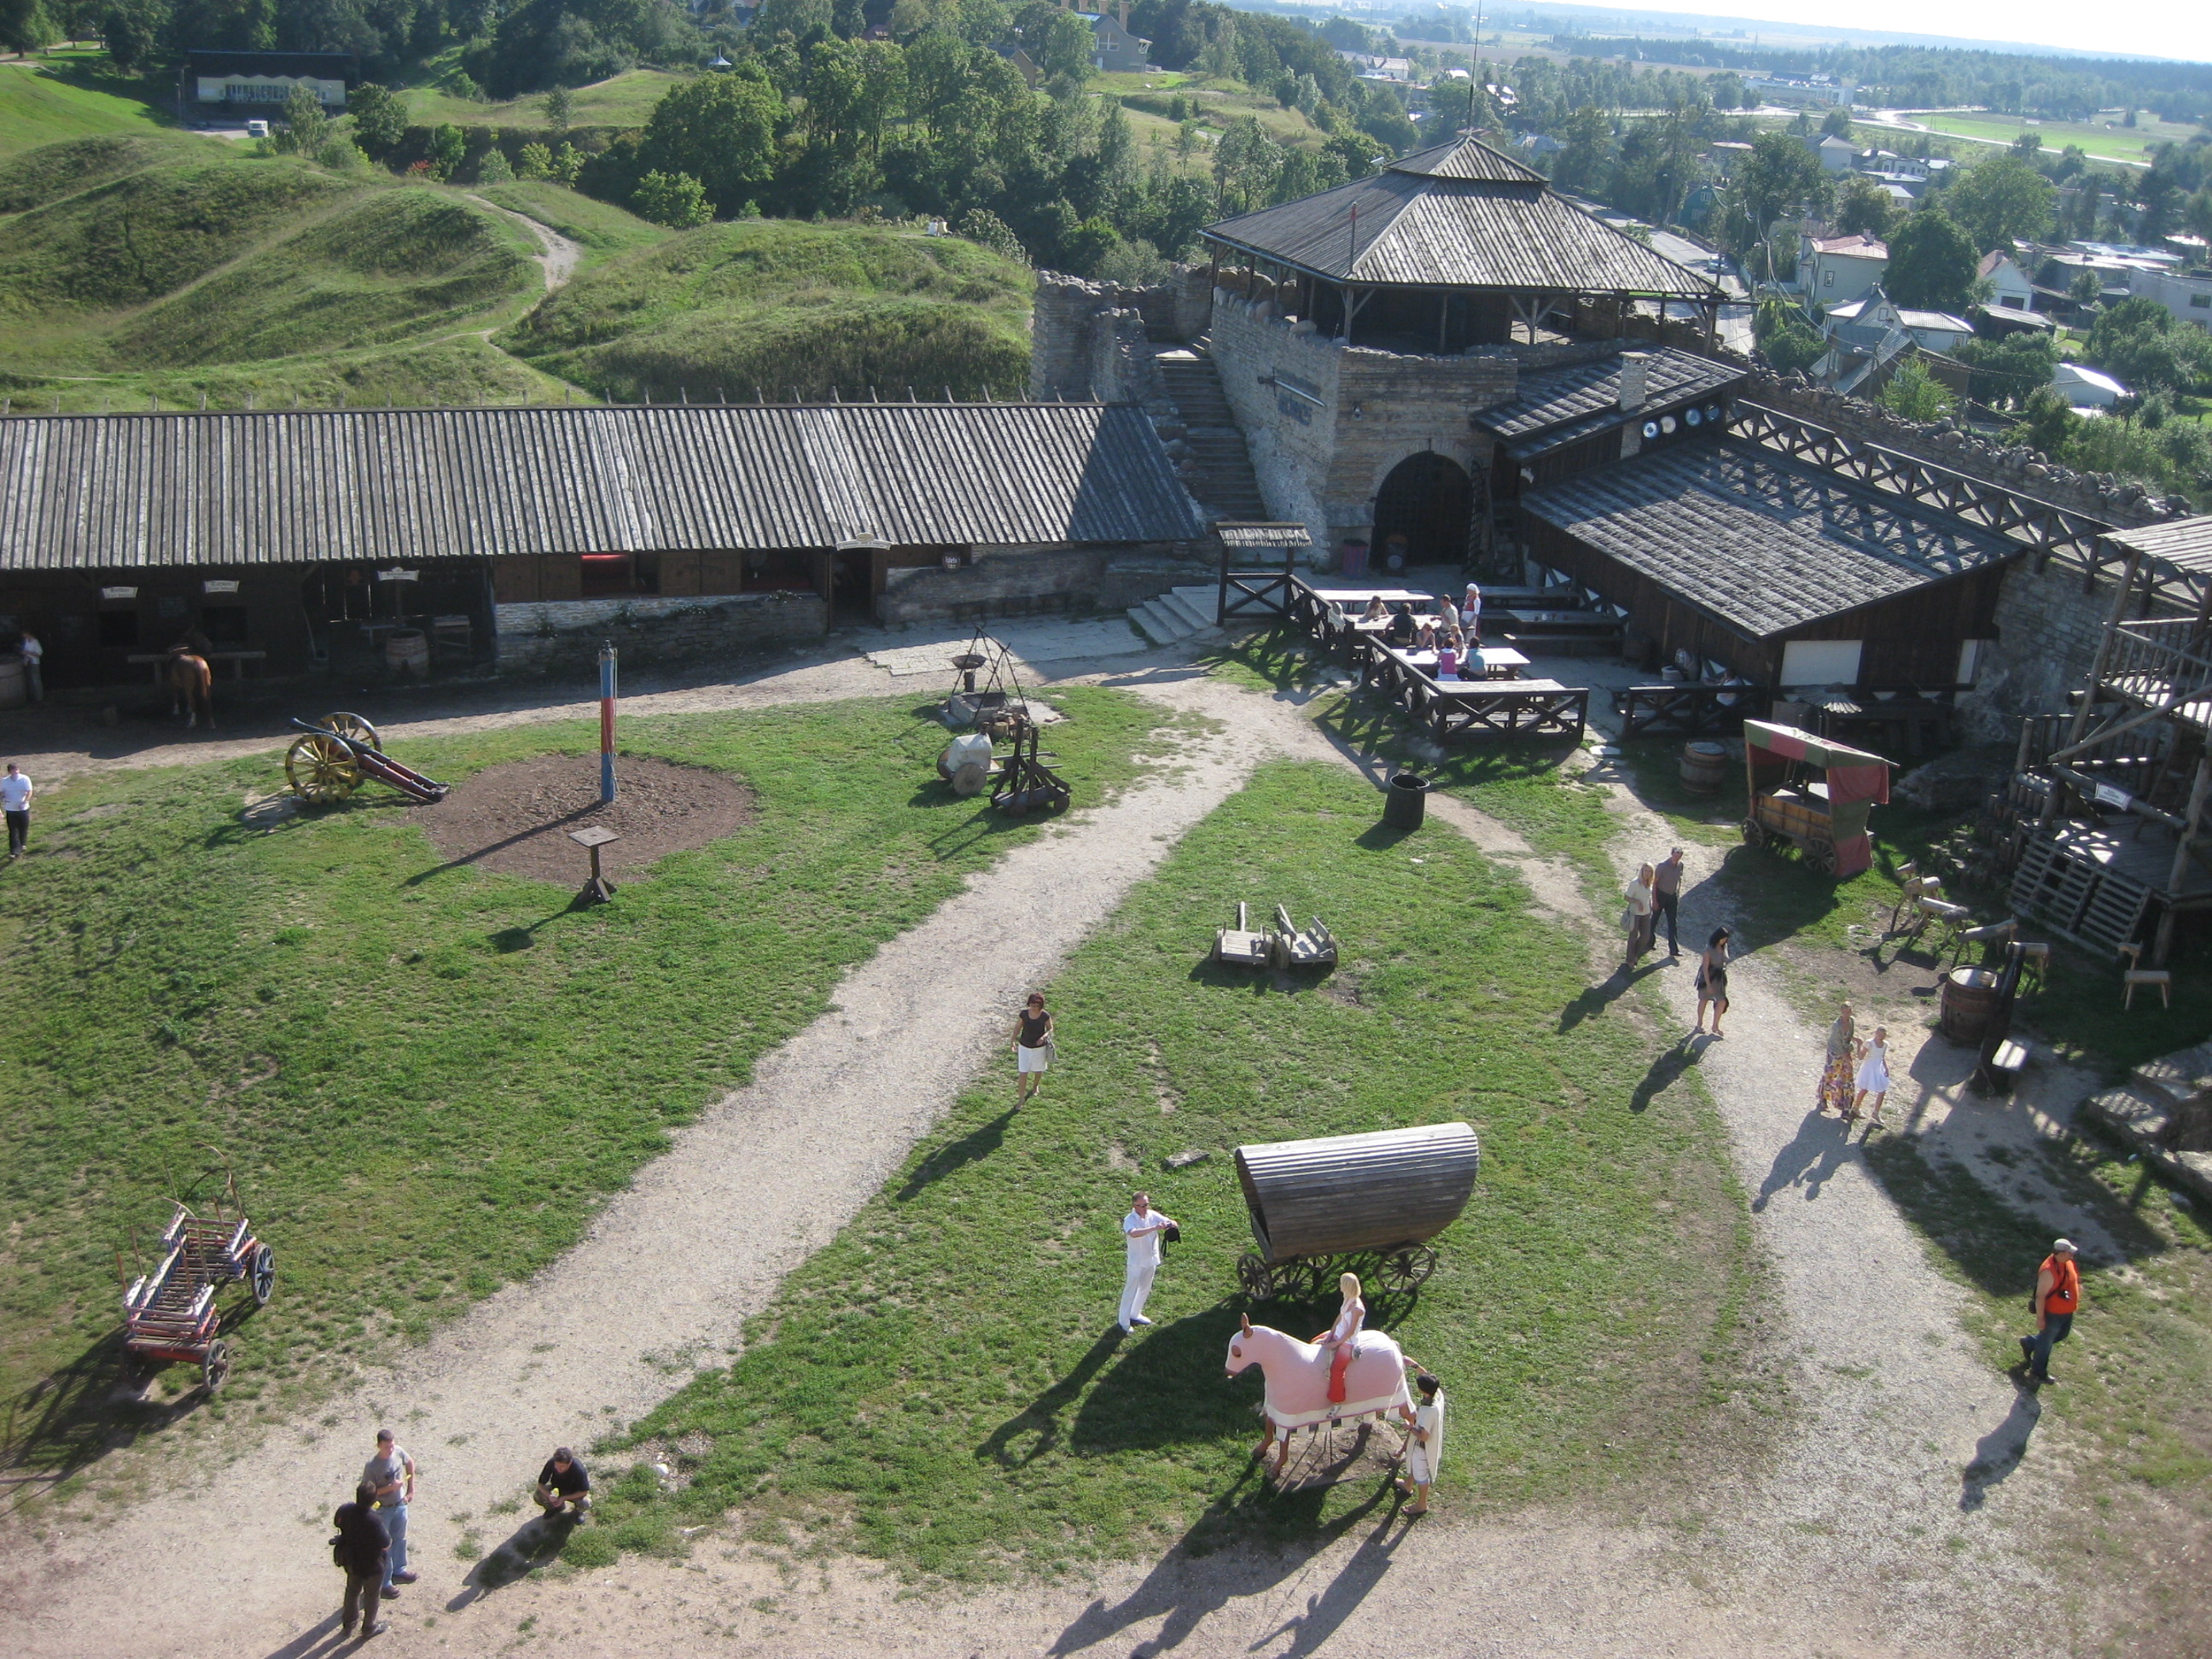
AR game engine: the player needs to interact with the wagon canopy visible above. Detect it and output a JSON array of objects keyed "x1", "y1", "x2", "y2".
[
  {"x1": 1234, "y1": 1122, "x2": 1480, "y2": 1265},
  {"x1": 1743, "y1": 718, "x2": 1892, "y2": 876}
]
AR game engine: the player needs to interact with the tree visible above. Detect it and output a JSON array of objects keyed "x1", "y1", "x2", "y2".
[
  {"x1": 1213, "y1": 115, "x2": 1282, "y2": 215},
  {"x1": 348, "y1": 84, "x2": 407, "y2": 160},
  {"x1": 1753, "y1": 297, "x2": 1825, "y2": 376},
  {"x1": 517, "y1": 142, "x2": 555, "y2": 179},
  {"x1": 956, "y1": 206, "x2": 1027, "y2": 264},
  {"x1": 0, "y1": 0, "x2": 56, "y2": 51},
  {"x1": 1883, "y1": 210, "x2": 1978, "y2": 312},
  {"x1": 475, "y1": 145, "x2": 515, "y2": 184},
  {"x1": 544, "y1": 87, "x2": 573, "y2": 133},
  {"x1": 2089, "y1": 297, "x2": 2212, "y2": 394},
  {"x1": 275, "y1": 85, "x2": 331, "y2": 156},
  {"x1": 636, "y1": 72, "x2": 781, "y2": 221},
  {"x1": 1832, "y1": 175, "x2": 1895, "y2": 241},
  {"x1": 632, "y1": 170, "x2": 713, "y2": 227},
  {"x1": 1819, "y1": 107, "x2": 1854, "y2": 139},
  {"x1": 1877, "y1": 358, "x2": 1957, "y2": 422},
  {"x1": 1733, "y1": 129, "x2": 1828, "y2": 249},
  {"x1": 427, "y1": 124, "x2": 466, "y2": 181},
  {"x1": 1943, "y1": 151, "x2": 2054, "y2": 252},
  {"x1": 1955, "y1": 330, "x2": 2058, "y2": 407}
]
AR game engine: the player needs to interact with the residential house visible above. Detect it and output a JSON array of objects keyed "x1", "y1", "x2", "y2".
[
  {"x1": 1977, "y1": 249, "x2": 2035, "y2": 311},
  {"x1": 178, "y1": 49, "x2": 356, "y2": 121},
  {"x1": 1708, "y1": 140, "x2": 1753, "y2": 178},
  {"x1": 1799, "y1": 232, "x2": 1888, "y2": 306},
  {"x1": 2128, "y1": 267, "x2": 2212, "y2": 332},
  {"x1": 1081, "y1": 4, "x2": 1151, "y2": 73},
  {"x1": 2054, "y1": 362, "x2": 2129, "y2": 409},
  {"x1": 992, "y1": 44, "x2": 1044, "y2": 88},
  {"x1": 1808, "y1": 133, "x2": 1857, "y2": 173},
  {"x1": 1825, "y1": 292, "x2": 1974, "y2": 354},
  {"x1": 1336, "y1": 51, "x2": 1413, "y2": 80},
  {"x1": 1745, "y1": 73, "x2": 1854, "y2": 106}
]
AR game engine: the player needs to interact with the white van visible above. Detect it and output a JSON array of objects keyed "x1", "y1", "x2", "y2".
[{"x1": 245, "y1": 119, "x2": 271, "y2": 140}]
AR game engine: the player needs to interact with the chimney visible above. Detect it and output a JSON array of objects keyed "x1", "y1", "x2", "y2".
[
  {"x1": 1119, "y1": 0, "x2": 1129, "y2": 25},
  {"x1": 1617, "y1": 352, "x2": 1650, "y2": 412}
]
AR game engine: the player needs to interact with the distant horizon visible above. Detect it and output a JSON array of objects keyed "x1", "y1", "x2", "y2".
[{"x1": 1347, "y1": 0, "x2": 2212, "y2": 68}]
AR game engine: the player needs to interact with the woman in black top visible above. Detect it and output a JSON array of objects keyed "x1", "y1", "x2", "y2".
[
  {"x1": 1694, "y1": 927, "x2": 1732, "y2": 1036},
  {"x1": 1013, "y1": 992, "x2": 1055, "y2": 1105}
]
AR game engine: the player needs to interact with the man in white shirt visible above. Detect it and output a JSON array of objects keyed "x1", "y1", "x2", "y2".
[
  {"x1": 1118, "y1": 1192, "x2": 1175, "y2": 1332},
  {"x1": 17, "y1": 632, "x2": 40, "y2": 703},
  {"x1": 1397, "y1": 1371, "x2": 1445, "y2": 1516},
  {"x1": 1, "y1": 763, "x2": 31, "y2": 858}
]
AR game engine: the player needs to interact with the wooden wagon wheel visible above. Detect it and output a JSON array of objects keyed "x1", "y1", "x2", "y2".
[
  {"x1": 1809, "y1": 841, "x2": 1839, "y2": 876},
  {"x1": 1370, "y1": 1246, "x2": 1438, "y2": 1293},
  {"x1": 285, "y1": 734, "x2": 360, "y2": 804},
  {"x1": 201, "y1": 1340, "x2": 230, "y2": 1393},
  {"x1": 1237, "y1": 1253, "x2": 1275, "y2": 1300},
  {"x1": 249, "y1": 1243, "x2": 276, "y2": 1307},
  {"x1": 1740, "y1": 819, "x2": 1766, "y2": 850},
  {"x1": 319, "y1": 712, "x2": 381, "y2": 751}
]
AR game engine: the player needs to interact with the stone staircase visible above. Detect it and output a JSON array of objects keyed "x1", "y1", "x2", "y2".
[
  {"x1": 1153, "y1": 344, "x2": 1268, "y2": 523},
  {"x1": 1129, "y1": 585, "x2": 1223, "y2": 647},
  {"x1": 2081, "y1": 1039, "x2": 2212, "y2": 1203}
]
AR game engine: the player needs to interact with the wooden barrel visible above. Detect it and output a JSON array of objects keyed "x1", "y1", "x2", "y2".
[
  {"x1": 0, "y1": 657, "x2": 23, "y2": 709},
  {"x1": 1679, "y1": 740, "x2": 1728, "y2": 793},
  {"x1": 1382, "y1": 771, "x2": 1429, "y2": 830},
  {"x1": 1941, "y1": 968, "x2": 2004, "y2": 1045},
  {"x1": 384, "y1": 630, "x2": 428, "y2": 675}
]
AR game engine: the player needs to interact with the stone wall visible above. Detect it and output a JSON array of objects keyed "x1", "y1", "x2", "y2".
[
  {"x1": 1208, "y1": 288, "x2": 1522, "y2": 560},
  {"x1": 1030, "y1": 267, "x2": 1211, "y2": 402},
  {"x1": 878, "y1": 544, "x2": 1204, "y2": 625},
  {"x1": 495, "y1": 591, "x2": 825, "y2": 674},
  {"x1": 1959, "y1": 559, "x2": 2116, "y2": 740}
]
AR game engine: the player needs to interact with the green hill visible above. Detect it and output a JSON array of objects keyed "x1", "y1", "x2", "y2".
[
  {"x1": 0, "y1": 60, "x2": 177, "y2": 158},
  {"x1": 502, "y1": 219, "x2": 1033, "y2": 402}
]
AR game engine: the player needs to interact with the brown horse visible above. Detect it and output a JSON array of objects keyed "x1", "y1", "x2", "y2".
[{"x1": 166, "y1": 648, "x2": 214, "y2": 729}]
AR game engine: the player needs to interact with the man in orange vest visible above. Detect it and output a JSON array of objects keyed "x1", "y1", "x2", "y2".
[{"x1": 2020, "y1": 1237, "x2": 2081, "y2": 1383}]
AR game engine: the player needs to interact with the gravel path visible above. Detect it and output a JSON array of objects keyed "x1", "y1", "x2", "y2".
[{"x1": 0, "y1": 655, "x2": 2094, "y2": 1656}]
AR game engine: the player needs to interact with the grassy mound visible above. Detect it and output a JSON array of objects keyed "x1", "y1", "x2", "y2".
[
  {"x1": 0, "y1": 60, "x2": 176, "y2": 158},
  {"x1": 0, "y1": 132, "x2": 224, "y2": 213},
  {"x1": 114, "y1": 189, "x2": 541, "y2": 365},
  {"x1": 472, "y1": 180, "x2": 669, "y2": 263},
  {"x1": 504, "y1": 219, "x2": 1032, "y2": 400},
  {"x1": 0, "y1": 156, "x2": 358, "y2": 316},
  {"x1": 0, "y1": 692, "x2": 1176, "y2": 1481}
]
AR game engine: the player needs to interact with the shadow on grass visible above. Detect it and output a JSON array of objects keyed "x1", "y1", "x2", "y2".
[
  {"x1": 444, "y1": 1512, "x2": 585, "y2": 1609},
  {"x1": 0, "y1": 1330, "x2": 205, "y2": 1514},
  {"x1": 1630, "y1": 1031, "x2": 1715, "y2": 1115},
  {"x1": 975, "y1": 1328, "x2": 1129, "y2": 1470},
  {"x1": 895, "y1": 1107, "x2": 1017, "y2": 1202},
  {"x1": 1046, "y1": 1449, "x2": 1412, "y2": 1656},
  {"x1": 1557, "y1": 958, "x2": 1667, "y2": 1033}
]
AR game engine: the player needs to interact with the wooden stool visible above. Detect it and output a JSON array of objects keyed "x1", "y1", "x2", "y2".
[
  {"x1": 1888, "y1": 864, "x2": 1944, "y2": 934},
  {"x1": 2119, "y1": 943, "x2": 2172, "y2": 1010},
  {"x1": 2019, "y1": 941, "x2": 2051, "y2": 992}
]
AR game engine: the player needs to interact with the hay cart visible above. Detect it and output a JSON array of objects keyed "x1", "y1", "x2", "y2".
[
  {"x1": 118, "y1": 1161, "x2": 275, "y2": 1392},
  {"x1": 1738, "y1": 719, "x2": 1891, "y2": 877},
  {"x1": 1233, "y1": 1123, "x2": 1480, "y2": 1301},
  {"x1": 284, "y1": 713, "x2": 451, "y2": 806}
]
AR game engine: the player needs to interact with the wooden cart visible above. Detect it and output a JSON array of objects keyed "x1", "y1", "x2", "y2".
[
  {"x1": 1233, "y1": 1123, "x2": 1480, "y2": 1301},
  {"x1": 119, "y1": 1165, "x2": 275, "y2": 1392},
  {"x1": 1739, "y1": 719, "x2": 1892, "y2": 877}
]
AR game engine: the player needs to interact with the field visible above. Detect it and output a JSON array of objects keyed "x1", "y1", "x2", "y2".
[
  {"x1": 471, "y1": 180, "x2": 669, "y2": 268},
  {"x1": 0, "y1": 691, "x2": 1173, "y2": 1482},
  {"x1": 0, "y1": 59, "x2": 174, "y2": 158},
  {"x1": 501, "y1": 218, "x2": 1033, "y2": 403},
  {"x1": 1899, "y1": 110, "x2": 2196, "y2": 167},
  {"x1": 0, "y1": 137, "x2": 573, "y2": 409},
  {"x1": 585, "y1": 757, "x2": 1755, "y2": 1579},
  {"x1": 398, "y1": 70, "x2": 693, "y2": 133}
]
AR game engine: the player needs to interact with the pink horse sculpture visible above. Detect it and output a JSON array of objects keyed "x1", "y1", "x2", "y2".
[{"x1": 1225, "y1": 1313, "x2": 1412, "y2": 1476}]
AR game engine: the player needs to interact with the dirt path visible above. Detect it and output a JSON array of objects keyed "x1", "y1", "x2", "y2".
[
  {"x1": 468, "y1": 195, "x2": 584, "y2": 293},
  {"x1": 0, "y1": 655, "x2": 2093, "y2": 1656}
]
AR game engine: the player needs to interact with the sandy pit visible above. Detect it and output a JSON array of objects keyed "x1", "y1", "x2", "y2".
[{"x1": 410, "y1": 753, "x2": 756, "y2": 882}]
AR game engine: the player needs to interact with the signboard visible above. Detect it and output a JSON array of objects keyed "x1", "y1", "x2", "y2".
[
  {"x1": 376, "y1": 568, "x2": 420, "y2": 583},
  {"x1": 100, "y1": 586, "x2": 137, "y2": 600},
  {"x1": 202, "y1": 579, "x2": 240, "y2": 595},
  {"x1": 2094, "y1": 782, "x2": 2133, "y2": 811}
]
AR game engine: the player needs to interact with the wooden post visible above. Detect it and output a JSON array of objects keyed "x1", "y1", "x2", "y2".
[
  {"x1": 2157, "y1": 751, "x2": 2212, "y2": 963},
  {"x1": 2048, "y1": 546, "x2": 2142, "y2": 824}
]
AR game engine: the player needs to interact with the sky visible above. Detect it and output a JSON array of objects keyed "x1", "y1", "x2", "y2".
[{"x1": 1536, "y1": 0, "x2": 2212, "y2": 65}]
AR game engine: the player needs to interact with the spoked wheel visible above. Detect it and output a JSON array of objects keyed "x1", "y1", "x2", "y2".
[
  {"x1": 1740, "y1": 819, "x2": 1766, "y2": 850},
  {"x1": 319, "y1": 712, "x2": 381, "y2": 751},
  {"x1": 250, "y1": 1243, "x2": 276, "y2": 1306},
  {"x1": 1237, "y1": 1253, "x2": 1275, "y2": 1300},
  {"x1": 286, "y1": 734, "x2": 360, "y2": 805},
  {"x1": 201, "y1": 1341, "x2": 230, "y2": 1393},
  {"x1": 1369, "y1": 1246, "x2": 1438, "y2": 1294},
  {"x1": 1810, "y1": 842, "x2": 1839, "y2": 876}
]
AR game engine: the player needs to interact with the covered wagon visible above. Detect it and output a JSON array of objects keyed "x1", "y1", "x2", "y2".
[
  {"x1": 1233, "y1": 1122, "x2": 1480, "y2": 1301},
  {"x1": 1740, "y1": 719, "x2": 1891, "y2": 877}
]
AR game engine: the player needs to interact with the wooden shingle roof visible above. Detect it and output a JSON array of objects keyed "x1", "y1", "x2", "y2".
[
  {"x1": 1472, "y1": 346, "x2": 1745, "y2": 457},
  {"x1": 1202, "y1": 136, "x2": 1720, "y2": 298},
  {"x1": 1520, "y1": 439, "x2": 2022, "y2": 639}
]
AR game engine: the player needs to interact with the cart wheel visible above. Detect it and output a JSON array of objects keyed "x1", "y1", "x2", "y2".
[
  {"x1": 1740, "y1": 819, "x2": 1765, "y2": 850},
  {"x1": 951, "y1": 760, "x2": 989, "y2": 797},
  {"x1": 201, "y1": 1341, "x2": 230, "y2": 1393},
  {"x1": 286, "y1": 734, "x2": 360, "y2": 805},
  {"x1": 250, "y1": 1243, "x2": 276, "y2": 1306},
  {"x1": 320, "y1": 712, "x2": 381, "y2": 751},
  {"x1": 1811, "y1": 844, "x2": 1840, "y2": 876},
  {"x1": 1237, "y1": 1254, "x2": 1273, "y2": 1300},
  {"x1": 1371, "y1": 1246, "x2": 1438, "y2": 1293}
]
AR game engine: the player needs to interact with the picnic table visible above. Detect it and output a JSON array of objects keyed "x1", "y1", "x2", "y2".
[
  {"x1": 1377, "y1": 645, "x2": 1528, "y2": 681},
  {"x1": 1367, "y1": 642, "x2": 1586, "y2": 743}
]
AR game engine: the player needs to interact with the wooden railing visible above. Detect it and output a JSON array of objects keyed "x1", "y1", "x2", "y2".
[
  {"x1": 1359, "y1": 641, "x2": 1588, "y2": 745},
  {"x1": 1217, "y1": 568, "x2": 1296, "y2": 626},
  {"x1": 1613, "y1": 682, "x2": 1769, "y2": 737}
]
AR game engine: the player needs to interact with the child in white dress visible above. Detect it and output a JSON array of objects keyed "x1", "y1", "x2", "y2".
[{"x1": 1851, "y1": 1027, "x2": 1890, "y2": 1128}]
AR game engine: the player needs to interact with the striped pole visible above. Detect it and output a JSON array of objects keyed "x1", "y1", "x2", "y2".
[{"x1": 598, "y1": 640, "x2": 617, "y2": 803}]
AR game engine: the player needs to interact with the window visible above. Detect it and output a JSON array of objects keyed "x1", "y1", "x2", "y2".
[
  {"x1": 2192, "y1": 294, "x2": 2210, "y2": 310},
  {"x1": 579, "y1": 553, "x2": 660, "y2": 597},
  {"x1": 1823, "y1": 270, "x2": 1834, "y2": 288}
]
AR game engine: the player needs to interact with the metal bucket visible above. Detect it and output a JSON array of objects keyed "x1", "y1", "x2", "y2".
[
  {"x1": 1679, "y1": 740, "x2": 1727, "y2": 793},
  {"x1": 1940, "y1": 967, "x2": 2003, "y2": 1045},
  {"x1": 1382, "y1": 771, "x2": 1429, "y2": 830}
]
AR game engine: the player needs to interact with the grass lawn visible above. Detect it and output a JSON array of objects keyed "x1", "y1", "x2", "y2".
[
  {"x1": 0, "y1": 690, "x2": 1174, "y2": 1486},
  {"x1": 0, "y1": 60, "x2": 175, "y2": 157},
  {"x1": 1866, "y1": 1130, "x2": 2212, "y2": 1655},
  {"x1": 502, "y1": 218, "x2": 1033, "y2": 404},
  {"x1": 472, "y1": 180, "x2": 670, "y2": 271},
  {"x1": 400, "y1": 70, "x2": 691, "y2": 132},
  {"x1": 589, "y1": 758, "x2": 1759, "y2": 1581},
  {"x1": 1903, "y1": 111, "x2": 2179, "y2": 168}
]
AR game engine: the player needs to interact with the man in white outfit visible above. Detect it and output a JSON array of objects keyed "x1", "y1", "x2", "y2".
[{"x1": 1118, "y1": 1192, "x2": 1175, "y2": 1331}]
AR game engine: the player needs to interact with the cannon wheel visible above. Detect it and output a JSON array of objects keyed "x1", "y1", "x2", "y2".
[
  {"x1": 320, "y1": 712, "x2": 380, "y2": 751},
  {"x1": 1237, "y1": 1254, "x2": 1276, "y2": 1300},
  {"x1": 201, "y1": 1340, "x2": 230, "y2": 1393},
  {"x1": 250, "y1": 1243, "x2": 276, "y2": 1306},
  {"x1": 1740, "y1": 818, "x2": 1766, "y2": 850},
  {"x1": 1370, "y1": 1246, "x2": 1438, "y2": 1294},
  {"x1": 286, "y1": 734, "x2": 360, "y2": 804}
]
